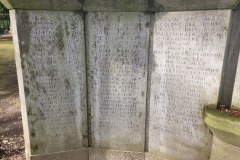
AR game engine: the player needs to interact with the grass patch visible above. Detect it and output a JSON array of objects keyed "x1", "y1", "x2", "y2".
[{"x1": 0, "y1": 40, "x2": 18, "y2": 96}]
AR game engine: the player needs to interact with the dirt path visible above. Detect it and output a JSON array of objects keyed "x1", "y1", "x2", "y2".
[
  {"x1": 0, "y1": 94, "x2": 25, "y2": 160},
  {"x1": 0, "y1": 40, "x2": 25, "y2": 160}
]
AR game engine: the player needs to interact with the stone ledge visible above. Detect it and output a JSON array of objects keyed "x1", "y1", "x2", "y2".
[
  {"x1": 145, "y1": 153, "x2": 169, "y2": 160},
  {"x1": 1, "y1": 0, "x2": 240, "y2": 11},
  {"x1": 83, "y1": 0, "x2": 240, "y2": 12},
  {"x1": 28, "y1": 148, "x2": 172, "y2": 160},
  {"x1": 83, "y1": 0, "x2": 149, "y2": 12},
  {"x1": 0, "y1": 0, "x2": 83, "y2": 11},
  {"x1": 89, "y1": 149, "x2": 145, "y2": 160},
  {"x1": 204, "y1": 105, "x2": 240, "y2": 147},
  {"x1": 30, "y1": 148, "x2": 88, "y2": 160}
]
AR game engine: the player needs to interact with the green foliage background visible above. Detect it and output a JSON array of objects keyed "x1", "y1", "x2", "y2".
[{"x1": 0, "y1": 2, "x2": 10, "y2": 33}]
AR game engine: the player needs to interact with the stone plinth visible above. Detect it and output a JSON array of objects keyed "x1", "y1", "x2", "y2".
[
  {"x1": 204, "y1": 105, "x2": 240, "y2": 160},
  {"x1": 89, "y1": 149, "x2": 145, "y2": 160}
]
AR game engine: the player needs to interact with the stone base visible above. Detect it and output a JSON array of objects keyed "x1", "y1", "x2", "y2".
[
  {"x1": 145, "y1": 153, "x2": 168, "y2": 160},
  {"x1": 29, "y1": 148, "x2": 174, "y2": 160},
  {"x1": 89, "y1": 149, "x2": 145, "y2": 160},
  {"x1": 204, "y1": 105, "x2": 240, "y2": 160},
  {"x1": 30, "y1": 149, "x2": 88, "y2": 160},
  {"x1": 29, "y1": 149, "x2": 173, "y2": 160},
  {"x1": 210, "y1": 137, "x2": 240, "y2": 160}
]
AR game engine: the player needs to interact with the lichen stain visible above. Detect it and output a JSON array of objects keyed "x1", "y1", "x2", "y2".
[
  {"x1": 31, "y1": 131, "x2": 36, "y2": 137},
  {"x1": 32, "y1": 144, "x2": 39, "y2": 152},
  {"x1": 148, "y1": 0, "x2": 165, "y2": 11},
  {"x1": 146, "y1": 22, "x2": 150, "y2": 28},
  {"x1": 55, "y1": 25, "x2": 65, "y2": 51},
  {"x1": 65, "y1": 22, "x2": 70, "y2": 37},
  {"x1": 24, "y1": 87, "x2": 30, "y2": 97},
  {"x1": 142, "y1": 91, "x2": 145, "y2": 97},
  {"x1": 64, "y1": 79, "x2": 71, "y2": 90}
]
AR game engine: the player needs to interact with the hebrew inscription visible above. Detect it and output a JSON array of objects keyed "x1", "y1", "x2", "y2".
[
  {"x1": 148, "y1": 10, "x2": 231, "y2": 160},
  {"x1": 12, "y1": 10, "x2": 87, "y2": 154},
  {"x1": 87, "y1": 12, "x2": 150, "y2": 151}
]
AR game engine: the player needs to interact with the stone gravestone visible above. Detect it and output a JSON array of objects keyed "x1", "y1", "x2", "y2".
[
  {"x1": 1, "y1": 0, "x2": 240, "y2": 160},
  {"x1": 147, "y1": 10, "x2": 231, "y2": 160},
  {"x1": 10, "y1": 9, "x2": 88, "y2": 160},
  {"x1": 86, "y1": 12, "x2": 149, "y2": 158}
]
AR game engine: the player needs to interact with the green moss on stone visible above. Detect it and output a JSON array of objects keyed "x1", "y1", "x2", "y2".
[{"x1": 204, "y1": 105, "x2": 240, "y2": 146}]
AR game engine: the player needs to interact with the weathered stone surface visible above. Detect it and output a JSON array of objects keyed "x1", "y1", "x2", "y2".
[
  {"x1": 210, "y1": 137, "x2": 240, "y2": 160},
  {"x1": 232, "y1": 53, "x2": 240, "y2": 108},
  {"x1": 89, "y1": 149, "x2": 145, "y2": 160},
  {"x1": 1, "y1": 0, "x2": 82, "y2": 10},
  {"x1": 83, "y1": 0, "x2": 148, "y2": 11},
  {"x1": 31, "y1": 149, "x2": 88, "y2": 160},
  {"x1": 1, "y1": 0, "x2": 240, "y2": 11},
  {"x1": 87, "y1": 12, "x2": 150, "y2": 151},
  {"x1": 219, "y1": 10, "x2": 240, "y2": 108},
  {"x1": 147, "y1": 10, "x2": 231, "y2": 160},
  {"x1": 229, "y1": 10, "x2": 240, "y2": 109},
  {"x1": 145, "y1": 153, "x2": 168, "y2": 160},
  {"x1": 10, "y1": 10, "x2": 87, "y2": 157},
  {"x1": 82, "y1": 0, "x2": 240, "y2": 11},
  {"x1": 204, "y1": 105, "x2": 240, "y2": 147},
  {"x1": 151, "y1": 0, "x2": 239, "y2": 11}
]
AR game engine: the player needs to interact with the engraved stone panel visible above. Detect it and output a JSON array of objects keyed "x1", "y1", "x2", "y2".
[
  {"x1": 11, "y1": 10, "x2": 87, "y2": 156},
  {"x1": 148, "y1": 10, "x2": 231, "y2": 160},
  {"x1": 87, "y1": 12, "x2": 150, "y2": 151},
  {"x1": 89, "y1": 149, "x2": 145, "y2": 160}
]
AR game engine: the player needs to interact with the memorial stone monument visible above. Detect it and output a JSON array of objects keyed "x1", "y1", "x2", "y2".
[
  {"x1": 231, "y1": 10, "x2": 240, "y2": 109},
  {"x1": 1, "y1": 0, "x2": 240, "y2": 160}
]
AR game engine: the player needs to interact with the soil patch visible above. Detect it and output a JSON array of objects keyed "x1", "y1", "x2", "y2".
[
  {"x1": 0, "y1": 40, "x2": 25, "y2": 160},
  {"x1": 218, "y1": 105, "x2": 240, "y2": 118}
]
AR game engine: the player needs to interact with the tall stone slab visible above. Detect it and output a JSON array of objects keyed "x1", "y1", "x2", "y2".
[
  {"x1": 228, "y1": 10, "x2": 240, "y2": 109},
  {"x1": 147, "y1": 10, "x2": 231, "y2": 160},
  {"x1": 86, "y1": 12, "x2": 150, "y2": 156},
  {"x1": 232, "y1": 58, "x2": 240, "y2": 108},
  {"x1": 10, "y1": 10, "x2": 88, "y2": 160}
]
